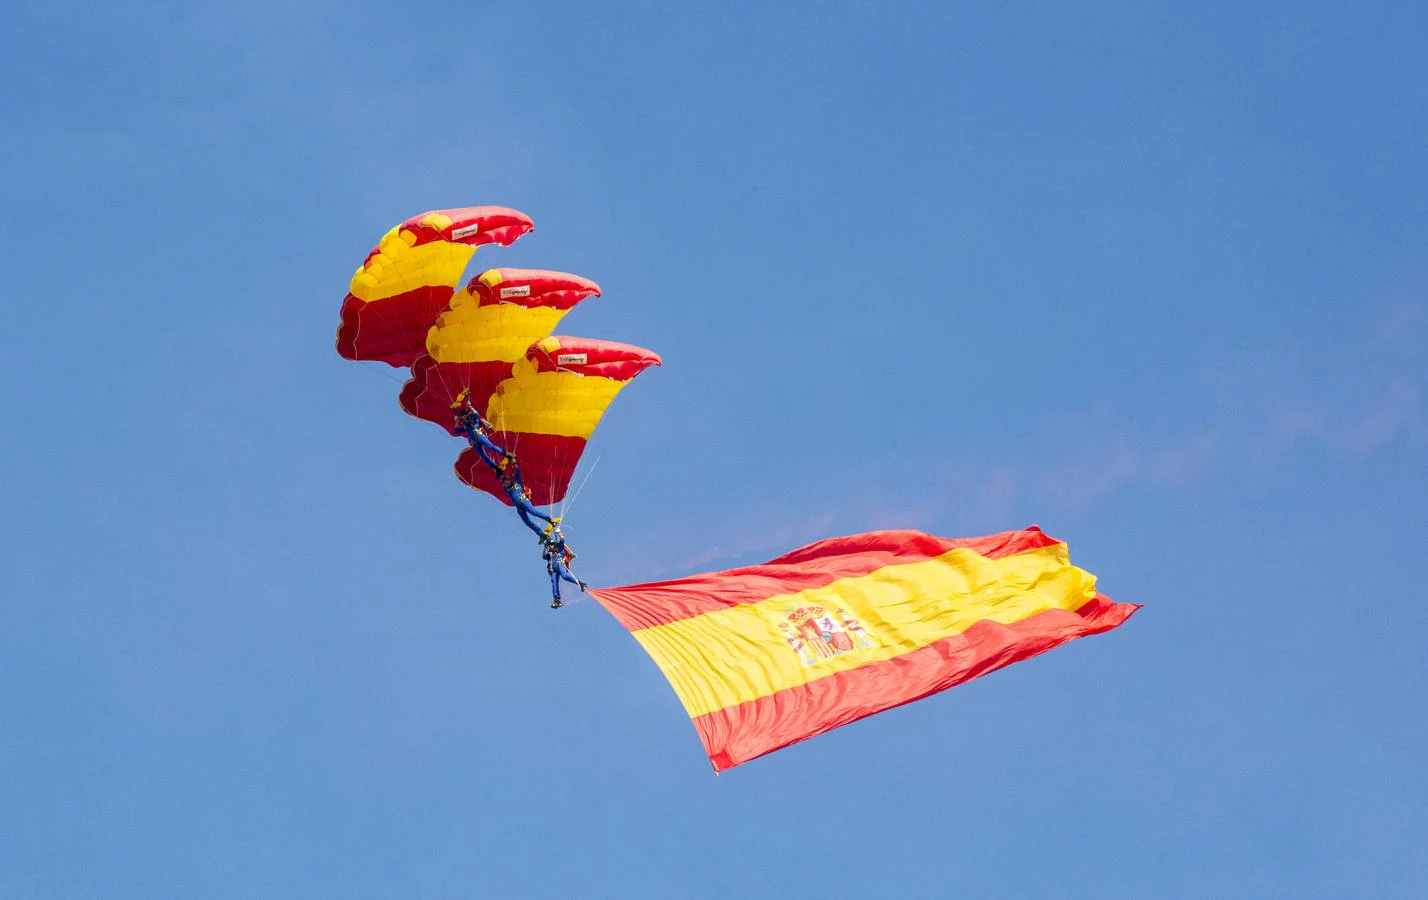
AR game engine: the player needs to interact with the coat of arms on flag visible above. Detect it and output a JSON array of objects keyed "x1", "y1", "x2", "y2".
[{"x1": 778, "y1": 604, "x2": 877, "y2": 666}]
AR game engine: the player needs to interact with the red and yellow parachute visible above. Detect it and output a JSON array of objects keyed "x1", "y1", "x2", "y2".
[
  {"x1": 337, "y1": 207, "x2": 535, "y2": 367},
  {"x1": 454, "y1": 337, "x2": 662, "y2": 506},
  {"x1": 337, "y1": 206, "x2": 659, "y2": 506}
]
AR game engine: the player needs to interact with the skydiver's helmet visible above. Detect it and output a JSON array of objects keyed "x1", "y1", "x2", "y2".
[{"x1": 464, "y1": 411, "x2": 490, "y2": 435}]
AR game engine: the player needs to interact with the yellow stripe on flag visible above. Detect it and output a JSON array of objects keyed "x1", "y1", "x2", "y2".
[{"x1": 632, "y1": 542, "x2": 1098, "y2": 719}]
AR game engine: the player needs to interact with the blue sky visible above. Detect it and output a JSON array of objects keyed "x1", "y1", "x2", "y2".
[{"x1": 3, "y1": 1, "x2": 1426, "y2": 896}]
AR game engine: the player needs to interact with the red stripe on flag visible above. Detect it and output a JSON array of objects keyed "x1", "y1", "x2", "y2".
[
  {"x1": 591, "y1": 527, "x2": 1064, "y2": 631},
  {"x1": 690, "y1": 595, "x2": 1139, "y2": 772}
]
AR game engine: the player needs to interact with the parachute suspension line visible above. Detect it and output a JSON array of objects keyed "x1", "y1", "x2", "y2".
[
  {"x1": 543, "y1": 390, "x2": 562, "y2": 510},
  {"x1": 359, "y1": 360, "x2": 408, "y2": 386},
  {"x1": 389, "y1": 266, "x2": 434, "y2": 376},
  {"x1": 559, "y1": 454, "x2": 601, "y2": 522},
  {"x1": 432, "y1": 350, "x2": 464, "y2": 431},
  {"x1": 549, "y1": 375, "x2": 580, "y2": 513}
]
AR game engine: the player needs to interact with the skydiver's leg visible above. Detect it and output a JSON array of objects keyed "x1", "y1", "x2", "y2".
[
  {"x1": 476, "y1": 444, "x2": 503, "y2": 471},
  {"x1": 512, "y1": 496, "x2": 554, "y2": 543},
  {"x1": 553, "y1": 555, "x2": 586, "y2": 592},
  {"x1": 516, "y1": 495, "x2": 553, "y2": 525},
  {"x1": 514, "y1": 504, "x2": 547, "y2": 540},
  {"x1": 475, "y1": 431, "x2": 507, "y2": 461},
  {"x1": 463, "y1": 429, "x2": 508, "y2": 472},
  {"x1": 458, "y1": 426, "x2": 503, "y2": 473},
  {"x1": 548, "y1": 563, "x2": 562, "y2": 609}
]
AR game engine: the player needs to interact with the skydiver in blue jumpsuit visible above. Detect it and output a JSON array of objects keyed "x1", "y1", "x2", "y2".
[
  {"x1": 452, "y1": 391, "x2": 552, "y2": 539},
  {"x1": 451, "y1": 391, "x2": 586, "y2": 607},
  {"x1": 498, "y1": 457, "x2": 557, "y2": 541},
  {"x1": 541, "y1": 518, "x2": 587, "y2": 609},
  {"x1": 455, "y1": 405, "x2": 506, "y2": 472}
]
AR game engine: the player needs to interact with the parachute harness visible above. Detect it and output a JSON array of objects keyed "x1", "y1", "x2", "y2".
[{"x1": 451, "y1": 391, "x2": 585, "y2": 608}]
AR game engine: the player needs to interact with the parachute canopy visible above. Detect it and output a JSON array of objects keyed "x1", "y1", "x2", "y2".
[
  {"x1": 336, "y1": 207, "x2": 533, "y2": 366},
  {"x1": 337, "y1": 204, "x2": 659, "y2": 514},
  {"x1": 455, "y1": 337, "x2": 662, "y2": 506},
  {"x1": 400, "y1": 268, "x2": 602, "y2": 433}
]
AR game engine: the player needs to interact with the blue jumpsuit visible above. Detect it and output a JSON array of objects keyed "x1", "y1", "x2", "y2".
[
  {"x1": 457, "y1": 409, "x2": 579, "y2": 604},
  {"x1": 458, "y1": 420, "x2": 507, "y2": 473},
  {"x1": 544, "y1": 535, "x2": 583, "y2": 603},
  {"x1": 503, "y1": 475, "x2": 553, "y2": 539}
]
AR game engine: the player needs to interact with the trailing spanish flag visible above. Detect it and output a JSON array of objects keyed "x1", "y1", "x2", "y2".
[{"x1": 592, "y1": 527, "x2": 1137, "y2": 772}]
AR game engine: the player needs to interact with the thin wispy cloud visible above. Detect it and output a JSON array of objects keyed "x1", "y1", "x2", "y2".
[
  {"x1": 599, "y1": 295, "x2": 1426, "y2": 582},
  {"x1": 1247, "y1": 297, "x2": 1426, "y2": 464},
  {"x1": 1039, "y1": 430, "x2": 1221, "y2": 512}
]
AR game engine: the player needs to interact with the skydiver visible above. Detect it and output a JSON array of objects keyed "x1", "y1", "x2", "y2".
[
  {"x1": 450, "y1": 390, "x2": 505, "y2": 471},
  {"x1": 541, "y1": 518, "x2": 587, "y2": 609},
  {"x1": 497, "y1": 458, "x2": 556, "y2": 541},
  {"x1": 451, "y1": 392, "x2": 559, "y2": 541}
]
